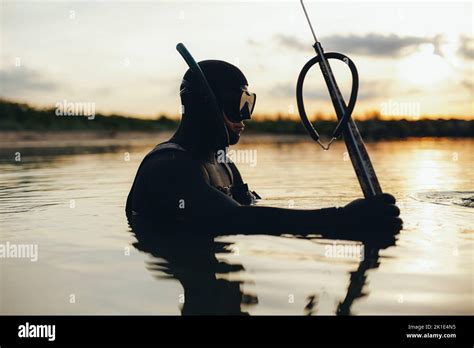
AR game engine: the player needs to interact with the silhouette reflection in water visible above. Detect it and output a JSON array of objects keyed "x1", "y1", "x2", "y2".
[
  {"x1": 336, "y1": 237, "x2": 396, "y2": 315},
  {"x1": 128, "y1": 215, "x2": 399, "y2": 315},
  {"x1": 129, "y1": 217, "x2": 258, "y2": 315}
]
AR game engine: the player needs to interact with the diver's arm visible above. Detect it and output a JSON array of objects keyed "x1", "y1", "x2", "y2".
[
  {"x1": 183, "y1": 185, "x2": 345, "y2": 235},
  {"x1": 220, "y1": 195, "x2": 401, "y2": 236},
  {"x1": 187, "y1": 181, "x2": 401, "y2": 237},
  {"x1": 156, "y1": 157, "x2": 401, "y2": 236}
]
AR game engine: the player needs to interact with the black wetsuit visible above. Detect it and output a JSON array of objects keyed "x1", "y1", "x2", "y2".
[
  {"x1": 125, "y1": 139, "x2": 344, "y2": 233},
  {"x1": 126, "y1": 60, "x2": 401, "y2": 237},
  {"x1": 126, "y1": 134, "x2": 401, "y2": 238}
]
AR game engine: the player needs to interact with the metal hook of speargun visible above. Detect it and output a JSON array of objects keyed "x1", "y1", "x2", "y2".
[
  {"x1": 317, "y1": 137, "x2": 336, "y2": 151},
  {"x1": 296, "y1": 0, "x2": 382, "y2": 198},
  {"x1": 297, "y1": 0, "x2": 359, "y2": 152}
]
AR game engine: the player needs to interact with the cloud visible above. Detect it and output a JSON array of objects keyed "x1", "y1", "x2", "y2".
[
  {"x1": 94, "y1": 86, "x2": 113, "y2": 97},
  {"x1": 272, "y1": 82, "x2": 323, "y2": 100},
  {"x1": 247, "y1": 39, "x2": 260, "y2": 47},
  {"x1": 275, "y1": 33, "x2": 444, "y2": 58},
  {"x1": 271, "y1": 80, "x2": 391, "y2": 101},
  {"x1": 357, "y1": 80, "x2": 392, "y2": 100},
  {"x1": 274, "y1": 35, "x2": 309, "y2": 52},
  {"x1": 0, "y1": 67, "x2": 59, "y2": 95},
  {"x1": 461, "y1": 79, "x2": 473, "y2": 93},
  {"x1": 458, "y1": 35, "x2": 474, "y2": 60}
]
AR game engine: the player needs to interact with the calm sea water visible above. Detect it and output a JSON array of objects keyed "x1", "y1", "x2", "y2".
[{"x1": 0, "y1": 135, "x2": 472, "y2": 315}]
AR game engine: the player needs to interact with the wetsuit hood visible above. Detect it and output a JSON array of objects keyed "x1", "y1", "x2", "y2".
[{"x1": 171, "y1": 60, "x2": 249, "y2": 157}]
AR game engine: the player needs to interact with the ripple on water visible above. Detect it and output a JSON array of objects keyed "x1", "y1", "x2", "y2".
[{"x1": 411, "y1": 191, "x2": 474, "y2": 208}]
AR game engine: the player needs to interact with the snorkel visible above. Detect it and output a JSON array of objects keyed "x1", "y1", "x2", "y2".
[{"x1": 176, "y1": 43, "x2": 230, "y2": 150}]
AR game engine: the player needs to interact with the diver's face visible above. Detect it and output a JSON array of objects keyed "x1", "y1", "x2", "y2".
[{"x1": 223, "y1": 113, "x2": 244, "y2": 145}]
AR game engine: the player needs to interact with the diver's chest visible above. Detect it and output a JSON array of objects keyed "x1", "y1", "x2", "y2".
[{"x1": 203, "y1": 162, "x2": 233, "y2": 189}]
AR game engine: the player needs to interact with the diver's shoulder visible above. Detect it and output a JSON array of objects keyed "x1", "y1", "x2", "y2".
[
  {"x1": 144, "y1": 143, "x2": 204, "y2": 171},
  {"x1": 148, "y1": 142, "x2": 187, "y2": 155},
  {"x1": 143, "y1": 142, "x2": 190, "y2": 160}
]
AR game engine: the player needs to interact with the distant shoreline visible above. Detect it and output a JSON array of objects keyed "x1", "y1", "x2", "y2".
[
  {"x1": 0, "y1": 130, "x2": 169, "y2": 149},
  {"x1": 0, "y1": 130, "x2": 325, "y2": 149},
  {"x1": 1, "y1": 99, "x2": 473, "y2": 141},
  {"x1": 1, "y1": 130, "x2": 472, "y2": 150}
]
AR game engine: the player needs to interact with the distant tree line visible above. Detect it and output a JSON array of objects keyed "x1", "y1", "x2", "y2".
[{"x1": 0, "y1": 99, "x2": 472, "y2": 139}]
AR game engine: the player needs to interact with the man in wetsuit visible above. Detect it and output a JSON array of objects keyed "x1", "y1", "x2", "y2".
[{"x1": 126, "y1": 60, "x2": 401, "y2": 236}]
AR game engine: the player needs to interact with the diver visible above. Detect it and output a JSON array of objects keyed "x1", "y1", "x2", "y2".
[{"x1": 126, "y1": 60, "x2": 402, "y2": 236}]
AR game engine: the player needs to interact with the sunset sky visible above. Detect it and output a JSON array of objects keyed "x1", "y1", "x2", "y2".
[{"x1": 1, "y1": 0, "x2": 473, "y2": 120}]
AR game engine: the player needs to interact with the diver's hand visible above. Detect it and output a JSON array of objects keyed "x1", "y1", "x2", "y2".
[{"x1": 340, "y1": 193, "x2": 402, "y2": 231}]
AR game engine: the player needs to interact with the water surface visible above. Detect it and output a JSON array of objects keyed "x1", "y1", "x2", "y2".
[{"x1": 1, "y1": 136, "x2": 472, "y2": 315}]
